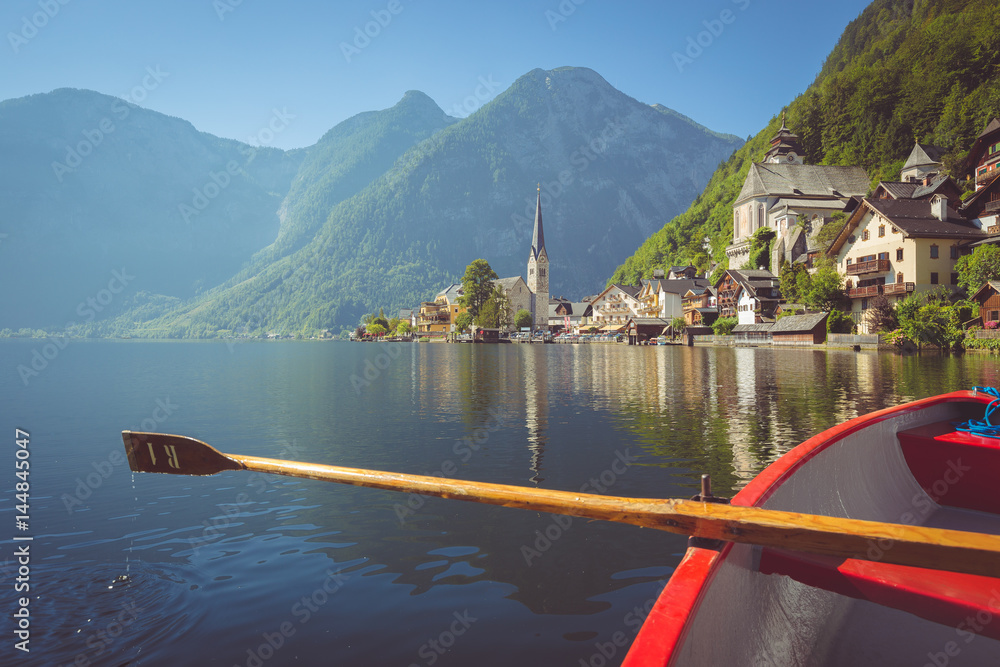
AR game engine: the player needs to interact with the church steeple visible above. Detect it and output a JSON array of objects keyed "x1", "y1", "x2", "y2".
[
  {"x1": 764, "y1": 112, "x2": 804, "y2": 165},
  {"x1": 530, "y1": 185, "x2": 546, "y2": 261},
  {"x1": 526, "y1": 185, "x2": 549, "y2": 329}
]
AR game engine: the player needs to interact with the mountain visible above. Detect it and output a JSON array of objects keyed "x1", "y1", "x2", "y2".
[
  {"x1": 0, "y1": 88, "x2": 304, "y2": 329},
  {"x1": 106, "y1": 67, "x2": 741, "y2": 337},
  {"x1": 610, "y1": 0, "x2": 1000, "y2": 285}
]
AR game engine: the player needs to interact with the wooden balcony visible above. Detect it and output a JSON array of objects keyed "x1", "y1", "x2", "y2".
[
  {"x1": 847, "y1": 285, "x2": 882, "y2": 299},
  {"x1": 976, "y1": 168, "x2": 999, "y2": 186},
  {"x1": 882, "y1": 282, "x2": 915, "y2": 296},
  {"x1": 846, "y1": 259, "x2": 890, "y2": 276}
]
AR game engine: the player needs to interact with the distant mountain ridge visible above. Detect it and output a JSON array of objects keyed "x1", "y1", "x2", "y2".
[{"x1": 0, "y1": 67, "x2": 742, "y2": 336}]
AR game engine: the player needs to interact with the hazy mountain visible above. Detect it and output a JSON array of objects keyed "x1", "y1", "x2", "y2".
[
  {"x1": 611, "y1": 0, "x2": 1000, "y2": 284},
  {"x1": 108, "y1": 67, "x2": 741, "y2": 337},
  {"x1": 0, "y1": 88, "x2": 303, "y2": 329}
]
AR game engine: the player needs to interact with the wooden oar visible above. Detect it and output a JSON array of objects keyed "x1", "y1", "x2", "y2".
[{"x1": 121, "y1": 430, "x2": 1000, "y2": 579}]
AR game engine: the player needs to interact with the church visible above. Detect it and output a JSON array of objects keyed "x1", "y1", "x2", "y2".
[
  {"x1": 726, "y1": 116, "x2": 870, "y2": 273},
  {"x1": 495, "y1": 187, "x2": 549, "y2": 329}
]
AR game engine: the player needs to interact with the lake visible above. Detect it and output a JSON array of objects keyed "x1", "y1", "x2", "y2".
[{"x1": 2, "y1": 340, "x2": 998, "y2": 666}]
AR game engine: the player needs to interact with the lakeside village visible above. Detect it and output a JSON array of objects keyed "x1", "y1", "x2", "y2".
[{"x1": 355, "y1": 117, "x2": 1000, "y2": 351}]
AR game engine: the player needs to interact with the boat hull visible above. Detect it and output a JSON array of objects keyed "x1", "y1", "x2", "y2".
[{"x1": 623, "y1": 390, "x2": 1000, "y2": 666}]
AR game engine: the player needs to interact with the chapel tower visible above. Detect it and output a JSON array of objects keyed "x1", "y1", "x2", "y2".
[{"x1": 526, "y1": 186, "x2": 549, "y2": 329}]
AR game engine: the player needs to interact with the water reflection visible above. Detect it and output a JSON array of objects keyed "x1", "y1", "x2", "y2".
[{"x1": 6, "y1": 340, "x2": 1000, "y2": 666}]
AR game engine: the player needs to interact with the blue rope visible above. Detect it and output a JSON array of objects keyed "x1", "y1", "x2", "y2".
[{"x1": 954, "y1": 386, "x2": 1000, "y2": 438}]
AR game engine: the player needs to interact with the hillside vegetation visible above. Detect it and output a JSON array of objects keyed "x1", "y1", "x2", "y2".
[{"x1": 610, "y1": 0, "x2": 1000, "y2": 285}]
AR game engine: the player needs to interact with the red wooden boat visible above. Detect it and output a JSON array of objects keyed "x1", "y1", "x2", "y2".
[{"x1": 624, "y1": 389, "x2": 1000, "y2": 666}]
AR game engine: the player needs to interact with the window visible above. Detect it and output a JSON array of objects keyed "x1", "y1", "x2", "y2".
[
  {"x1": 892, "y1": 226, "x2": 899, "y2": 234},
  {"x1": 878, "y1": 252, "x2": 889, "y2": 261},
  {"x1": 992, "y1": 310, "x2": 1000, "y2": 322},
  {"x1": 861, "y1": 299, "x2": 869, "y2": 311},
  {"x1": 950, "y1": 246, "x2": 959, "y2": 260},
  {"x1": 951, "y1": 273, "x2": 958, "y2": 285},
  {"x1": 930, "y1": 245, "x2": 938, "y2": 259},
  {"x1": 897, "y1": 272, "x2": 904, "y2": 284},
  {"x1": 540, "y1": 268, "x2": 546, "y2": 277},
  {"x1": 896, "y1": 248, "x2": 903, "y2": 261},
  {"x1": 846, "y1": 258, "x2": 852, "y2": 266},
  {"x1": 930, "y1": 272, "x2": 939, "y2": 284},
  {"x1": 878, "y1": 225, "x2": 885, "y2": 237},
  {"x1": 862, "y1": 230, "x2": 870, "y2": 241},
  {"x1": 529, "y1": 268, "x2": 534, "y2": 276}
]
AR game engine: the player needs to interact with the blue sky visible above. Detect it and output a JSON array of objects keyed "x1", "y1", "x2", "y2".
[{"x1": 2, "y1": 0, "x2": 872, "y2": 150}]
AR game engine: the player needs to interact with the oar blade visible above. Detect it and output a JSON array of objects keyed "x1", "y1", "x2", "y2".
[{"x1": 122, "y1": 431, "x2": 245, "y2": 476}]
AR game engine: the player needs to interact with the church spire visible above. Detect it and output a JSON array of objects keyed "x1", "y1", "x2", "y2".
[{"x1": 531, "y1": 184, "x2": 545, "y2": 260}]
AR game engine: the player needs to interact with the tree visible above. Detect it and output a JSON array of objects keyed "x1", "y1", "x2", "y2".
[
  {"x1": 892, "y1": 291, "x2": 962, "y2": 350},
  {"x1": 779, "y1": 260, "x2": 809, "y2": 304},
  {"x1": 826, "y1": 309, "x2": 855, "y2": 334},
  {"x1": 712, "y1": 316, "x2": 737, "y2": 335},
  {"x1": 805, "y1": 258, "x2": 846, "y2": 311},
  {"x1": 670, "y1": 317, "x2": 686, "y2": 337},
  {"x1": 459, "y1": 259, "x2": 499, "y2": 320},
  {"x1": 478, "y1": 285, "x2": 512, "y2": 329},
  {"x1": 748, "y1": 227, "x2": 776, "y2": 272},
  {"x1": 454, "y1": 311, "x2": 474, "y2": 333},
  {"x1": 396, "y1": 321, "x2": 413, "y2": 335},
  {"x1": 864, "y1": 295, "x2": 898, "y2": 333},
  {"x1": 956, "y1": 245, "x2": 1000, "y2": 295},
  {"x1": 366, "y1": 323, "x2": 387, "y2": 337},
  {"x1": 514, "y1": 309, "x2": 533, "y2": 330}
]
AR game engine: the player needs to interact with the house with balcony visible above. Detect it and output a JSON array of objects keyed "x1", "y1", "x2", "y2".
[
  {"x1": 827, "y1": 196, "x2": 986, "y2": 332},
  {"x1": 969, "y1": 118, "x2": 1000, "y2": 193},
  {"x1": 714, "y1": 269, "x2": 780, "y2": 325},
  {"x1": 549, "y1": 299, "x2": 593, "y2": 332},
  {"x1": 590, "y1": 284, "x2": 641, "y2": 331},
  {"x1": 682, "y1": 287, "x2": 718, "y2": 326},
  {"x1": 636, "y1": 278, "x2": 711, "y2": 321},
  {"x1": 417, "y1": 283, "x2": 466, "y2": 334}
]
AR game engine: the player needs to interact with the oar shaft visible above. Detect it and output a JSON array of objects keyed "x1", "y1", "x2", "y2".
[{"x1": 233, "y1": 454, "x2": 1000, "y2": 579}]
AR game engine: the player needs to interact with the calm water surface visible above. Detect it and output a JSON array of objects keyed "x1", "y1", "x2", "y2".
[{"x1": 1, "y1": 340, "x2": 998, "y2": 666}]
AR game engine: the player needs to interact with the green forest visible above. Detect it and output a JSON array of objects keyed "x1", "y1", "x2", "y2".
[{"x1": 610, "y1": 0, "x2": 1000, "y2": 285}]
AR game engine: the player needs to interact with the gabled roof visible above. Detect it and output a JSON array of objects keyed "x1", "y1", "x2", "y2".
[
  {"x1": 732, "y1": 323, "x2": 773, "y2": 333},
  {"x1": 646, "y1": 278, "x2": 711, "y2": 295},
  {"x1": 902, "y1": 142, "x2": 945, "y2": 171},
  {"x1": 972, "y1": 281, "x2": 1000, "y2": 301},
  {"x1": 714, "y1": 269, "x2": 779, "y2": 296},
  {"x1": 873, "y1": 175, "x2": 960, "y2": 201},
  {"x1": 977, "y1": 118, "x2": 1000, "y2": 140},
  {"x1": 435, "y1": 283, "x2": 464, "y2": 303},
  {"x1": 769, "y1": 198, "x2": 848, "y2": 212},
  {"x1": 495, "y1": 276, "x2": 528, "y2": 292},
  {"x1": 736, "y1": 163, "x2": 870, "y2": 204},
  {"x1": 961, "y1": 172, "x2": 1000, "y2": 218},
  {"x1": 772, "y1": 312, "x2": 828, "y2": 333},
  {"x1": 398, "y1": 309, "x2": 413, "y2": 319},
  {"x1": 592, "y1": 283, "x2": 641, "y2": 303},
  {"x1": 865, "y1": 199, "x2": 981, "y2": 237},
  {"x1": 549, "y1": 302, "x2": 592, "y2": 317},
  {"x1": 828, "y1": 198, "x2": 985, "y2": 256}
]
